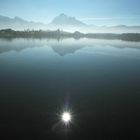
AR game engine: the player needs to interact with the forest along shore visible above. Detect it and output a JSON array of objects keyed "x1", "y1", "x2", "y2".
[{"x1": 0, "y1": 29, "x2": 140, "y2": 42}]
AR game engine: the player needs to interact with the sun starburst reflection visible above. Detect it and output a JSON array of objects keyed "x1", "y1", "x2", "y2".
[{"x1": 61, "y1": 112, "x2": 71, "y2": 124}]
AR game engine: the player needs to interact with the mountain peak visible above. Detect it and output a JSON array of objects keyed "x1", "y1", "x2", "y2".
[
  {"x1": 50, "y1": 14, "x2": 86, "y2": 26},
  {"x1": 59, "y1": 13, "x2": 67, "y2": 17}
]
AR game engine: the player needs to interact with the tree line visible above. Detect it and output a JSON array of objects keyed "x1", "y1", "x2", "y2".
[{"x1": 0, "y1": 28, "x2": 140, "y2": 41}]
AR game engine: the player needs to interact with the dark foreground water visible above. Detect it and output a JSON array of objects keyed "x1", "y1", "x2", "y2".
[{"x1": 0, "y1": 38, "x2": 140, "y2": 140}]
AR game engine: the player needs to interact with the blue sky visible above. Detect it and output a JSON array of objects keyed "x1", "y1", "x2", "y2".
[{"x1": 0, "y1": 0, "x2": 140, "y2": 26}]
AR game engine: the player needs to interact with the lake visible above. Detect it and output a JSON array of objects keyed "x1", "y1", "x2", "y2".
[{"x1": 0, "y1": 38, "x2": 140, "y2": 140}]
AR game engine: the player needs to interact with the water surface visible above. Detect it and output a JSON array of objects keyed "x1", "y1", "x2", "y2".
[{"x1": 0, "y1": 38, "x2": 140, "y2": 140}]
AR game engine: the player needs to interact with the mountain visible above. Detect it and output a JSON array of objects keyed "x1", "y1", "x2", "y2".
[
  {"x1": 50, "y1": 13, "x2": 86, "y2": 27},
  {"x1": 0, "y1": 15, "x2": 46, "y2": 30},
  {"x1": 0, "y1": 14, "x2": 140, "y2": 33}
]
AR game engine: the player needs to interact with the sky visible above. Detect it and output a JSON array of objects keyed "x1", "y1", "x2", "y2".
[{"x1": 0, "y1": 0, "x2": 140, "y2": 26}]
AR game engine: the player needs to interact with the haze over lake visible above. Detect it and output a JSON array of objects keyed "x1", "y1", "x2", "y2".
[{"x1": 0, "y1": 38, "x2": 140, "y2": 139}]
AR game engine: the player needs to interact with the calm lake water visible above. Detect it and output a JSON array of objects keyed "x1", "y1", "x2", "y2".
[{"x1": 0, "y1": 38, "x2": 140, "y2": 140}]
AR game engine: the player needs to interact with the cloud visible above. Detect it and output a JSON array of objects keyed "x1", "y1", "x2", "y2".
[
  {"x1": 79, "y1": 17, "x2": 114, "y2": 21},
  {"x1": 79, "y1": 16, "x2": 140, "y2": 21}
]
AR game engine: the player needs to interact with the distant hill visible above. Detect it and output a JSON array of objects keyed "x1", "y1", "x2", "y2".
[
  {"x1": 50, "y1": 13, "x2": 86, "y2": 27},
  {"x1": 0, "y1": 15, "x2": 46, "y2": 30}
]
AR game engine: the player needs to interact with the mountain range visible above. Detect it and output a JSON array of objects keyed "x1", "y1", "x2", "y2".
[
  {"x1": 0, "y1": 14, "x2": 140, "y2": 33},
  {"x1": 0, "y1": 15, "x2": 46, "y2": 30}
]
